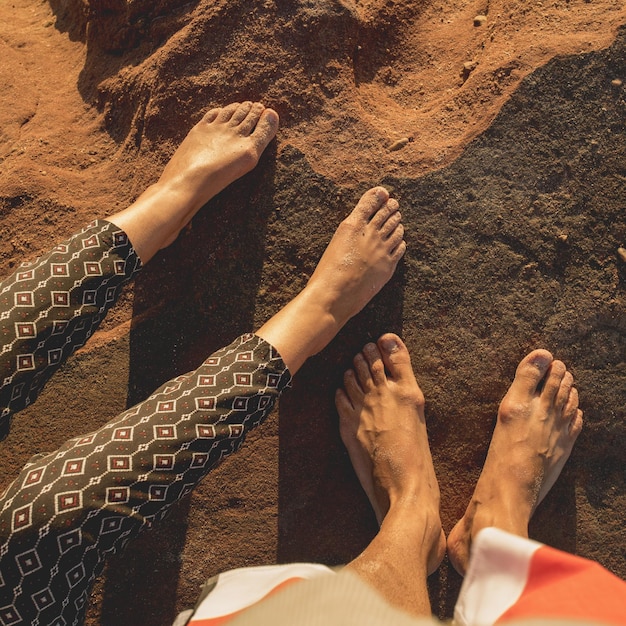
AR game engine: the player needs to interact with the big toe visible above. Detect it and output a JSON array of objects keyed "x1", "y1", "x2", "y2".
[
  {"x1": 249, "y1": 107, "x2": 279, "y2": 140},
  {"x1": 352, "y1": 187, "x2": 390, "y2": 222},
  {"x1": 511, "y1": 349, "x2": 554, "y2": 397},
  {"x1": 377, "y1": 333, "x2": 412, "y2": 380}
]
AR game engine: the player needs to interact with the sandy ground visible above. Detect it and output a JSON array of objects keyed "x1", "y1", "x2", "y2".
[{"x1": 0, "y1": 0, "x2": 625, "y2": 623}]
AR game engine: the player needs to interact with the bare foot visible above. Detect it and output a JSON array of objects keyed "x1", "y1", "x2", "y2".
[
  {"x1": 447, "y1": 349, "x2": 583, "y2": 575},
  {"x1": 336, "y1": 334, "x2": 446, "y2": 575},
  {"x1": 306, "y1": 186, "x2": 406, "y2": 325},
  {"x1": 108, "y1": 101, "x2": 279, "y2": 262},
  {"x1": 256, "y1": 187, "x2": 405, "y2": 374}
]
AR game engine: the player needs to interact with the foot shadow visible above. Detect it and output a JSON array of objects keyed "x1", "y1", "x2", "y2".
[
  {"x1": 98, "y1": 150, "x2": 277, "y2": 625},
  {"x1": 276, "y1": 268, "x2": 406, "y2": 566}
]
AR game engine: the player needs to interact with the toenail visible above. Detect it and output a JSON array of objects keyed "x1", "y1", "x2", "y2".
[
  {"x1": 364, "y1": 343, "x2": 377, "y2": 353},
  {"x1": 375, "y1": 187, "x2": 388, "y2": 201},
  {"x1": 379, "y1": 336, "x2": 399, "y2": 352}
]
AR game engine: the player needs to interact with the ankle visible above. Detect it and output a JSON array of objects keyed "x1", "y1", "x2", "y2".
[
  {"x1": 298, "y1": 281, "x2": 347, "y2": 331},
  {"x1": 302, "y1": 276, "x2": 353, "y2": 332},
  {"x1": 382, "y1": 503, "x2": 444, "y2": 571},
  {"x1": 466, "y1": 488, "x2": 531, "y2": 541},
  {"x1": 148, "y1": 178, "x2": 202, "y2": 215},
  {"x1": 255, "y1": 288, "x2": 344, "y2": 374}
]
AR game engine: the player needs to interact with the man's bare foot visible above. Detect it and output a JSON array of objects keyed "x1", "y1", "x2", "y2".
[
  {"x1": 256, "y1": 187, "x2": 405, "y2": 374},
  {"x1": 336, "y1": 334, "x2": 446, "y2": 575},
  {"x1": 447, "y1": 349, "x2": 583, "y2": 575},
  {"x1": 108, "y1": 101, "x2": 279, "y2": 263}
]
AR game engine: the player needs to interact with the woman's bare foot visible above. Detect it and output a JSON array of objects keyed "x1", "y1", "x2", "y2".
[
  {"x1": 336, "y1": 334, "x2": 445, "y2": 616},
  {"x1": 305, "y1": 187, "x2": 406, "y2": 322},
  {"x1": 256, "y1": 188, "x2": 405, "y2": 374},
  {"x1": 447, "y1": 349, "x2": 583, "y2": 576},
  {"x1": 108, "y1": 101, "x2": 279, "y2": 263}
]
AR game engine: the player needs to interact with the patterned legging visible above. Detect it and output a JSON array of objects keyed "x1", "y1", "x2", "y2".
[{"x1": 0, "y1": 221, "x2": 291, "y2": 625}]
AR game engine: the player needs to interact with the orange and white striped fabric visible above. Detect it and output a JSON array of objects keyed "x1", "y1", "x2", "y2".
[
  {"x1": 187, "y1": 563, "x2": 334, "y2": 626},
  {"x1": 181, "y1": 528, "x2": 626, "y2": 626},
  {"x1": 455, "y1": 527, "x2": 626, "y2": 626}
]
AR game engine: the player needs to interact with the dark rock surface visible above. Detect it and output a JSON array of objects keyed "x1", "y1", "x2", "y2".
[{"x1": 0, "y1": 1, "x2": 624, "y2": 624}]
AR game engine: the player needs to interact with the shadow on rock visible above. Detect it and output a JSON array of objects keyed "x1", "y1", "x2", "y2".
[{"x1": 98, "y1": 149, "x2": 278, "y2": 625}]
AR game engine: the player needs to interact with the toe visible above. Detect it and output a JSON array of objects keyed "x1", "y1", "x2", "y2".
[
  {"x1": 542, "y1": 360, "x2": 567, "y2": 405},
  {"x1": 352, "y1": 187, "x2": 390, "y2": 222},
  {"x1": 237, "y1": 102, "x2": 265, "y2": 134},
  {"x1": 563, "y1": 385, "x2": 580, "y2": 421},
  {"x1": 512, "y1": 349, "x2": 554, "y2": 396},
  {"x1": 380, "y1": 210, "x2": 401, "y2": 239},
  {"x1": 363, "y1": 342, "x2": 387, "y2": 385},
  {"x1": 555, "y1": 371, "x2": 574, "y2": 411},
  {"x1": 202, "y1": 108, "x2": 220, "y2": 124},
  {"x1": 353, "y1": 352, "x2": 375, "y2": 390},
  {"x1": 343, "y1": 368, "x2": 364, "y2": 403},
  {"x1": 385, "y1": 223, "x2": 405, "y2": 253},
  {"x1": 570, "y1": 408, "x2": 583, "y2": 438},
  {"x1": 249, "y1": 108, "x2": 279, "y2": 147},
  {"x1": 370, "y1": 198, "x2": 399, "y2": 229},
  {"x1": 377, "y1": 334, "x2": 412, "y2": 381},
  {"x1": 229, "y1": 101, "x2": 254, "y2": 125},
  {"x1": 390, "y1": 239, "x2": 407, "y2": 261},
  {"x1": 216, "y1": 102, "x2": 241, "y2": 123},
  {"x1": 335, "y1": 388, "x2": 355, "y2": 421}
]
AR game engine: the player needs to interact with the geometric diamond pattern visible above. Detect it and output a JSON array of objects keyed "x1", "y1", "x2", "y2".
[
  {"x1": 57, "y1": 529, "x2": 82, "y2": 554},
  {"x1": 12, "y1": 504, "x2": 32, "y2": 532},
  {"x1": 148, "y1": 485, "x2": 167, "y2": 501},
  {"x1": 62, "y1": 460, "x2": 84, "y2": 476},
  {"x1": 195, "y1": 397, "x2": 216, "y2": 410},
  {"x1": 16, "y1": 549, "x2": 41, "y2": 576},
  {"x1": 105, "y1": 487, "x2": 129, "y2": 504},
  {"x1": 234, "y1": 373, "x2": 252, "y2": 387},
  {"x1": 233, "y1": 397, "x2": 249, "y2": 411},
  {"x1": 55, "y1": 492, "x2": 82, "y2": 514},
  {"x1": 100, "y1": 517, "x2": 122, "y2": 535},
  {"x1": 0, "y1": 228, "x2": 291, "y2": 625},
  {"x1": 82, "y1": 235, "x2": 99, "y2": 249},
  {"x1": 32, "y1": 587, "x2": 54, "y2": 610},
  {"x1": 196, "y1": 424, "x2": 216, "y2": 438},
  {"x1": 0, "y1": 605, "x2": 21, "y2": 625},
  {"x1": 14, "y1": 292, "x2": 33, "y2": 307},
  {"x1": 65, "y1": 563, "x2": 85, "y2": 589},
  {"x1": 14, "y1": 323, "x2": 36, "y2": 339},
  {"x1": 197, "y1": 374, "x2": 216, "y2": 386},
  {"x1": 51, "y1": 292, "x2": 70, "y2": 307},
  {"x1": 84, "y1": 262, "x2": 102, "y2": 276},
  {"x1": 153, "y1": 455, "x2": 174, "y2": 470},
  {"x1": 51, "y1": 264, "x2": 69, "y2": 277},
  {"x1": 154, "y1": 425, "x2": 175, "y2": 440},
  {"x1": 16, "y1": 355, "x2": 35, "y2": 372},
  {"x1": 107, "y1": 456, "x2": 131, "y2": 472}
]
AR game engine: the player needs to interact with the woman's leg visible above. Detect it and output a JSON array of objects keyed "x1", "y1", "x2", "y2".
[
  {"x1": 0, "y1": 187, "x2": 405, "y2": 625},
  {"x1": 0, "y1": 102, "x2": 279, "y2": 436},
  {"x1": 0, "y1": 221, "x2": 141, "y2": 434},
  {"x1": 106, "y1": 101, "x2": 279, "y2": 264}
]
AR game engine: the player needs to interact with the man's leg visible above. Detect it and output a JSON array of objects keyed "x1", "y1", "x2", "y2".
[
  {"x1": 0, "y1": 102, "x2": 278, "y2": 434},
  {"x1": 447, "y1": 349, "x2": 583, "y2": 574},
  {"x1": 0, "y1": 187, "x2": 405, "y2": 624},
  {"x1": 335, "y1": 334, "x2": 446, "y2": 617}
]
